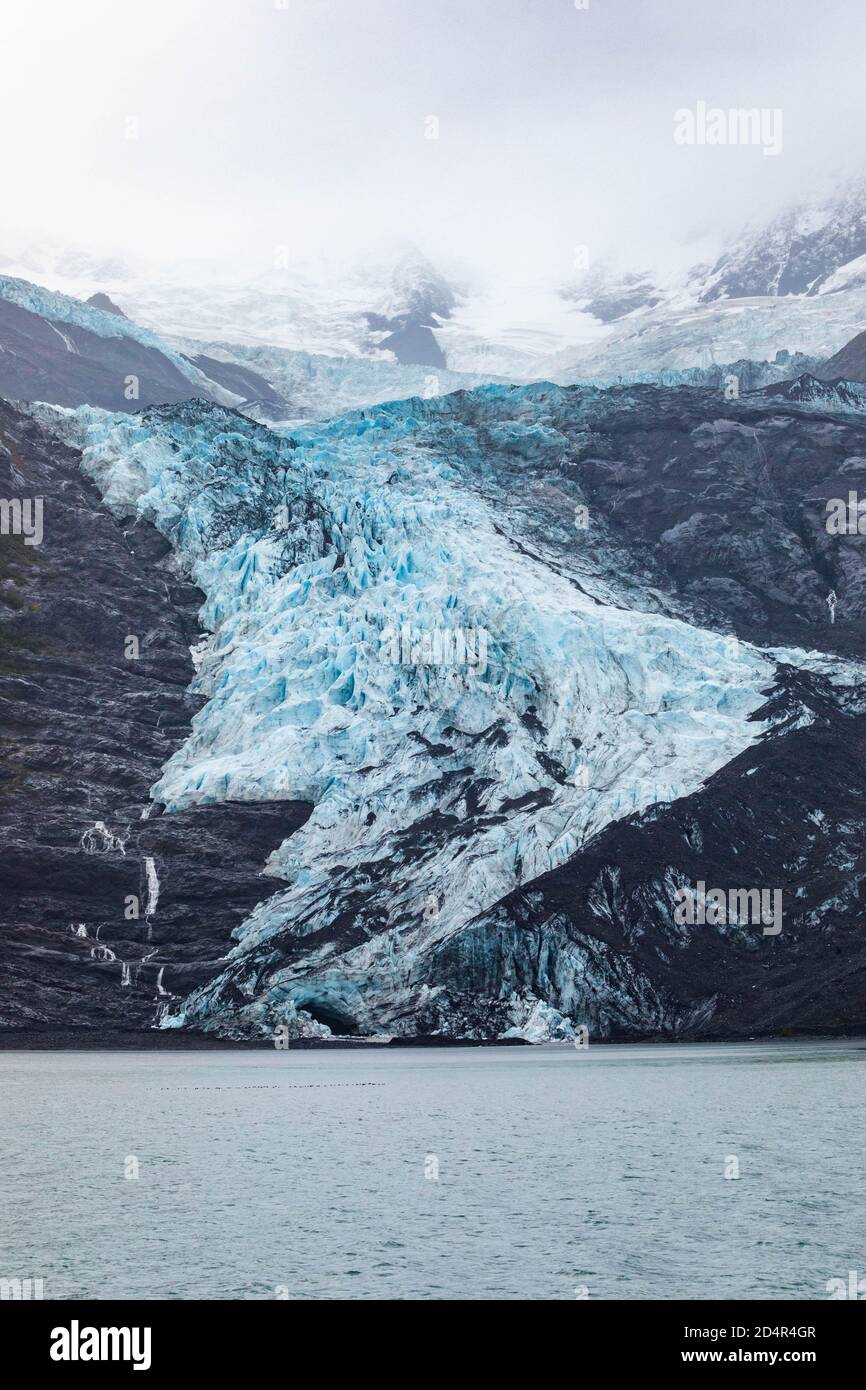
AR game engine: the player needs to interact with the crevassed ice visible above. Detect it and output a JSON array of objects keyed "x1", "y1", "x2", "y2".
[
  {"x1": 175, "y1": 340, "x2": 503, "y2": 421},
  {"x1": 64, "y1": 389, "x2": 780, "y2": 1030}
]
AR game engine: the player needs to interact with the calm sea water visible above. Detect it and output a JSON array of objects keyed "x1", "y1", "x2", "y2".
[{"x1": 2, "y1": 1040, "x2": 864, "y2": 1300}]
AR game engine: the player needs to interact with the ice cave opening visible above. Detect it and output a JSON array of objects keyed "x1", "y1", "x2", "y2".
[{"x1": 303, "y1": 1001, "x2": 361, "y2": 1036}]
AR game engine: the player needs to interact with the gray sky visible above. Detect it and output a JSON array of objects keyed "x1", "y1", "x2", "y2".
[{"x1": 3, "y1": 0, "x2": 866, "y2": 283}]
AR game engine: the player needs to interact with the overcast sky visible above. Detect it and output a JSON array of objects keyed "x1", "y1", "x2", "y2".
[{"x1": 3, "y1": 0, "x2": 866, "y2": 284}]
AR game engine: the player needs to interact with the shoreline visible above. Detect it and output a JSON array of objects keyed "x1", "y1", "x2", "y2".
[
  {"x1": 0, "y1": 1028, "x2": 864, "y2": 1051},
  {"x1": 0, "y1": 1028, "x2": 529, "y2": 1051}
]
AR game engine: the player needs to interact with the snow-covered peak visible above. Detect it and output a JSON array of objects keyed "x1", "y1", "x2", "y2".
[
  {"x1": 691, "y1": 175, "x2": 866, "y2": 301},
  {"x1": 376, "y1": 247, "x2": 457, "y2": 322}
]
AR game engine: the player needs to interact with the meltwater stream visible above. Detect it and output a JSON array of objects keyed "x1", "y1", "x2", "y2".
[{"x1": 2, "y1": 1040, "x2": 864, "y2": 1300}]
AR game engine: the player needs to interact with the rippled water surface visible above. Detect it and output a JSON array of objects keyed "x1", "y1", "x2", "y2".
[{"x1": 2, "y1": 1040, "x2": 864, "y2": 1299}]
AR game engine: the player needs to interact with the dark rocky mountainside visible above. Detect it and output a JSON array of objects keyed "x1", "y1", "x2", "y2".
[
  {"x1": 0, "y1": 289, "x2": 220, "y2": 412},
  {"x1": 450, "y1": 377, "x2": 866, "y2": 657},
  {"x1": 85, "y1": 292, "x2": 127, "y2": 318},
  {"x1": 0, "y1": 275, "x2": 293, "y2": 420},
  {"x1": 816, "y1": 328, "x2": 866, "y2": 384},
  {"x1": 0, "y1": 400, "x2": 309, "y2": 1029},
  {"x1": 184, "y1": 351, "x2": 289, "y2": 419},
  {"x1": 433, "y1": 665, "x2": 866, "y2": 1038}
]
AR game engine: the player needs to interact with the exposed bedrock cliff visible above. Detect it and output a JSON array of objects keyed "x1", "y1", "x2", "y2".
[{"x1": 0, "y1": 399, "x2": 309, "y2": 1030}]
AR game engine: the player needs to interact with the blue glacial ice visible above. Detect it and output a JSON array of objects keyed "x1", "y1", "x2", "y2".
[{"x1": 53, "y1": 386, "x2": 799, "y2": 1036}]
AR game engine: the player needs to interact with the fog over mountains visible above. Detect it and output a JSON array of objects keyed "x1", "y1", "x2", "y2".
[{"x1": 8, "y1": 172, "x2": 866, "y2": 392}]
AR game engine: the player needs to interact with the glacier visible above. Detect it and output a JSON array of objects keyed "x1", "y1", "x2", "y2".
[
  {"x1": 170, "y1": 339, "x2": 506, "y2": 421},
  {"x1": 39, "y1": 382, "x2": 854, "y2": 1039}
]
